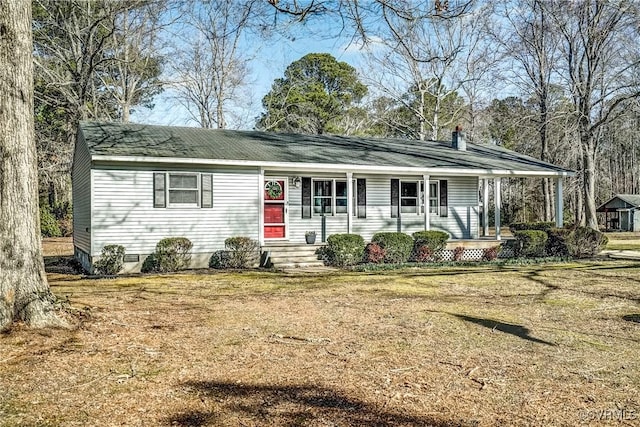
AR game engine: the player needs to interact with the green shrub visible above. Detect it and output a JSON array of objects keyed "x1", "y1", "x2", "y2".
[
  {"x1": 40, "y1": 203, "x2": 61, "y2": 237},
  {"x1": 141, "y1": 253, "x2": 158, "y2": 273},
  {"x1": 94, "y1": 245, "x2": 125, "y2": 275},
  {"x1": 546, "y1": 228, "x2": 570, "y2": 257},
  {"x1": 513, "y1": 230, "x2": 548, "y2": 258},
  {"x1": 209, "y1": 250, "x2": 231, "y2": 269},
  {"x1": 372, "y1": 232, "x2": 413, "y2": 263},
  {"x1": 509, "y1": 222, "x2": 555, "y2": 233},
  {"x1": 412, "y1": 230, "x2": 449, "y2": 252},
  {"x1": 155, "y1": 237, "x2": 192, "y2": 272},
  {"x1": 565, "y1": 227, "x2": 608, "y2": 258},
  {"x1": 326, "y1": 234, "x2": 365, "y2": 267},
  {"x1": 363, "y1": 242, "x2": 386, "y2": 263},
  {"x1": 224, "y1": 237, "x2": 259, "y2": 268}
]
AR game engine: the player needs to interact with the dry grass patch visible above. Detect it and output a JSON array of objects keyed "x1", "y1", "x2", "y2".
[
  {"x1": 606, "y1": 232, "x2": 640, "y2": 251},
  {"x1": 1, "y1": 240, "x2": 639, "y2": 426}
]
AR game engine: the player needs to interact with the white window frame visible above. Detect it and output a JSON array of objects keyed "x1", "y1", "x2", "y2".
[
  {"x1": 420, "y1": 180, "x2": 440, "y2": 215},
  {"x1": 167, "y1": 172, "x2": 200, "y2": 208},
  {"x1": 312, "y1": 178, "x2": 349, "y2": 216},
  {"x1": 429, "y1": 180, "x2": 440, "y2": 215},
  {"x1": 400, "y1": 180, "x2": 440, "y2": 216},
  {"x1": 400, "y1": 180, "x2": 420, "y2": 214}
]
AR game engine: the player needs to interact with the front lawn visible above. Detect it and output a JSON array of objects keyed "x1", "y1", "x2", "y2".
[
  {"x1": 1, "y1": 242, "x2": 639, "y2": 426},
  {"x1": 605, "y1": 232, "x2": 640, "y2": 251}
]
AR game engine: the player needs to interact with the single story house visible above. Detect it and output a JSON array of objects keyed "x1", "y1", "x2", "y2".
[
  {"x1": 73, "y1": 121, "x2": 573, "y2": 272},
  {"x1": 597, "y1": 194, "x2": 640, "y2": 231}
]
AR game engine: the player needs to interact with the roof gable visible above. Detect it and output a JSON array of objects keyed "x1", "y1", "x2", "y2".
[
  {"x1": 598, "y1": 194, "x2": 640, "y2": 211},
  {"x1": 79, "y1": 121, "x2": 573, "y2": 176}
]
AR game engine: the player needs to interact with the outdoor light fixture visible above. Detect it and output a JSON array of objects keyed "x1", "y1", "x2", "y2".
[{"x1": 292, "y1": 176, "x2": 302, "y2": 188}]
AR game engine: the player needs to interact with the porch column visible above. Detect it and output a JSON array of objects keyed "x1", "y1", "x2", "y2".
[
  {"x1": 423, "y1": 174, "x2": 430, "y2": 230},
  {"x1": 346, "y1": 172, "x2": 353, "y2": 234},
  {"x1": 258, "y1": 168, "x2": 265, "y2": 246},
  {"x1": 494, "y1": 177, "x2": 501, "y2": 241},
  {"x1": 483, "y1": 178, "x2": 489, "y2": 237},
  {"x1": 555, "y1": 177, "x2": 563, "y2": 228}
]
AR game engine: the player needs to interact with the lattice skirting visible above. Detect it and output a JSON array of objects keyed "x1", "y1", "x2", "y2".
[{"x1": 429, "y1": 245, "x2": 515, "y2": 262}]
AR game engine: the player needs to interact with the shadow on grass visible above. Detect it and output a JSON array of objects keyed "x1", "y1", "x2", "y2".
[
  {"x1": 167, "y1": 381, "x2": 473, "y2": 427},
  {"x1": 453, "y1": 314, "x2": 555, "y2": 346},
  {"x1": 622, "y1": 314, "x2": 640, "y2": 323}
]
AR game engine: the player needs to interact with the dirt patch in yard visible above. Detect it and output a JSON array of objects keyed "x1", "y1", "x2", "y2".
[{"x1": 1, "y1": 241, "x2": 639, "y2": 426}]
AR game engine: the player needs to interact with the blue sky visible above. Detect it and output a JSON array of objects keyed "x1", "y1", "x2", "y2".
[{"x1": 131, "y1": 17, "x2": 367, "y2": 130}]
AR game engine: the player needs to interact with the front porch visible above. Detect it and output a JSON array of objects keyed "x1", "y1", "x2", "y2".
[{"x1": 262, "y1": 237, "x2": 515, "y2": 268}]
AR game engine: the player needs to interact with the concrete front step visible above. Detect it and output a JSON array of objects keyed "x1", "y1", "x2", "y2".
[{"x1": 262, "y1": 243, "x2": 326, "y2": 268}]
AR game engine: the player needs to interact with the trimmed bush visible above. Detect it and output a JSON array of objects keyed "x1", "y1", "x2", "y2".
[
  {"x1": 209, "y1": 250, "x2": 231, "y2": 269},
  {"x1": 513, "y1": 230, "x2": 548, "y2": 258},
  {"x1": 40, "y1": 204, "x2": 61, "y2": 237},
  {"x1": 224, "y1": 237, "x2": 259, "y2": 268},
  {"x1": 363, "y1": 242, "x2": 386, "y2": 264},
  {"x1": 155, "y1": 237, "x2": 192, "y2": 272},
  {"x1": 546, "y1": 228, "x2": 571, "y2": 257},
  {"x1": 412, "y1": 230, "x2": 449, "y2": 262},
  {"x1": 482, "y1": 245, "x2": 500, "y2": 261},
  {"x1": 565, "y1": 227, "x2": 608, "y2": 258},
  {"x1": 372, "y1": 232, "x2": 413, "y2": 263},
  {"x1": 509, "y1": 222, "x2": 555, "y2": 233},
  {"x1": 326, "y1": 234, "x2": 365, "y2": 267},
  {"x1": 94, "y1": 245, "x2": 125, "y2": 275},
  {"x1": 412, "y1": 230, "x2": 449, "y2": 252},
  {"x1": 141, "y1": 253, "x2": 158, "y2": 273}
]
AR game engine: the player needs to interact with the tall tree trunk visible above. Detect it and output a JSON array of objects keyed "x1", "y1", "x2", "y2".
[
  {"x1": 0, "y1": 0, "x2": 66, "y2": 331},
  {"x1": 582, "y1": 135, "x2": 598, "y2": 230}
]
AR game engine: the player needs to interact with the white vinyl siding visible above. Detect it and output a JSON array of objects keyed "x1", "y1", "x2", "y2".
[
  {"x1": 72, "y1": 132, "x2": 92, "y2": 254},
  {"x1": 91, "y1": 167, "x2": 259, "y2": 256},
  {"x1": 287, "y1": 174, "x2": 479, "y2": 242}
]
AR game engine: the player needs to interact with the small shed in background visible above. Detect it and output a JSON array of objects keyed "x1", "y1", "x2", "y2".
[{"x1": 597, "y1": 194, "x2": 640, "y2": 231}]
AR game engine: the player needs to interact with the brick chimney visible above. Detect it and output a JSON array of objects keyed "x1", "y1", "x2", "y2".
[{"x1": 452, "y1": 125, "x2": 466, "y2": 151}]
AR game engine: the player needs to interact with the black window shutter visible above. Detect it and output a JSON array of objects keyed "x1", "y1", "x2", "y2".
[
  {"x1": 391, "y1": 179, "x2": 399, "y2": 218},
  {"x1": 201, "y1": 174, "x2": 213, "y2": 208},
  {"x1": 302, "y1": 177, "x2": 311, "y2": 218},
  {"x1": 357, "y1": 178, "x2": 366, "y2": 218},
  {"x1": 153, "y1": 173, "x2": 166, "y2": 208},
  {"x1": 440, "y1": 180, "x2": 448, "y2": 217}
]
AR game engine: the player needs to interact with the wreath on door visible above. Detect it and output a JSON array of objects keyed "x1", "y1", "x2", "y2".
[{"x1": 265, "y1": 180, "x2": 283, "y2": 199}]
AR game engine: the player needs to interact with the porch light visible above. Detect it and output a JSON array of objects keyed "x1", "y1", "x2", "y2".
[{"x1": 292, "y1": 176, "x2": 302, "y2": 188}]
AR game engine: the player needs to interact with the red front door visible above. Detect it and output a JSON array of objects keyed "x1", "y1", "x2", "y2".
[{"x1": 264, "y1": 179, "x2": 286, "y2": 238}]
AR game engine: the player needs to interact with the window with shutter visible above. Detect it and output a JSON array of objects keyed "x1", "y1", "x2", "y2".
[{"x1": 153, "y1": 172, "x2": 212, "y2": 209}]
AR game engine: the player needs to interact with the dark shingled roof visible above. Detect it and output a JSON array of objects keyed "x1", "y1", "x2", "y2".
[{"x1": 79, "y1": 121, "x2": 573, "y2": 175}]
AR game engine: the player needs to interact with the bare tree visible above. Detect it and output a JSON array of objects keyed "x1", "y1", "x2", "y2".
[
  {"x1": 551, "y1": 0, "x2": 640, "y2": 229},
  {"x1": 100, "y1": 0, "x2": 168, "y2": 123},
  {"x1": 34, "y1": 0, "x2": 123, "y2": 207},
  {"x1": 171, "y1": 0, "x2": 257, "y2": 129},
  {"x1": 497, "y1": 0, "x2": 561, "y2": 221},
  {"x1": 0, "y1": 0, "x2": 66, "y2": 331},
  {"x1": 362, "y1": 1, "x2": 486, "y2": 141}
]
